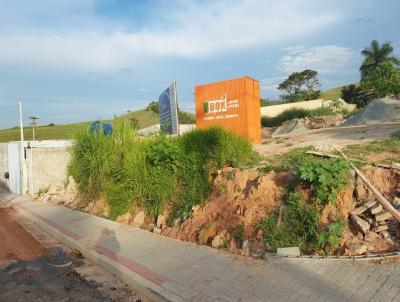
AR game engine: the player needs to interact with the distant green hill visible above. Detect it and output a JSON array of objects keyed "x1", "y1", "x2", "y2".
[
  {"x1": 0, "y1": 109, "x2": 194, "y2": 142},
  {"x1": 321, "y1": 86, "x2": 344, "y2": 100}
]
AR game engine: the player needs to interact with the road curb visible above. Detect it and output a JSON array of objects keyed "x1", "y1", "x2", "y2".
[{"x1": 0, "y1": 192, "x2": 184, "y2": 302}]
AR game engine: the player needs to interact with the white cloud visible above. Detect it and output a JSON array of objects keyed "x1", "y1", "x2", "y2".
[
  {"x1": 0, "y1": 0, "x2": 341, "y2": 72},
  {"x1": 277, "y1": 45, "x2": 359, "y2": 74},
  {"x1": 260, "y1": 76, "x2": 286, "y2": 97}
]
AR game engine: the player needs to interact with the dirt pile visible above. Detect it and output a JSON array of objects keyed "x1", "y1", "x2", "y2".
[
  {"x1": 272, "y1": 119, "x2": 309, "y2": 136},
  {"x1": 271, "y1": 114, "x2": 346, "y2": 137},
  {"x1": 344, "y1": 97, "x2": 400, "y2": 126},
  {"x1": 308, "y1": 114, "x2": 345, "y2": 129}
]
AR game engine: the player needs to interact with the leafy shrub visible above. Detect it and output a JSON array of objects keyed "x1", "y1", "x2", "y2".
[
  {"x1": 261, "y1": 107, "x2": 335, "y2": 128},
  {"x1": 296, "y1": 155, "x2": 350, "y2": 205},
  {"x1": 317, "y1": 219, "x2": 346, "y2": 254},
  {"x1": 360, "y1": 61, "x2": 400, "y2": 98},
  {"x1": 178, "y1": 111, "x2": 195, "y2": 124},
  {"x1": 260, "y1": 191, "x2": 320, "y2": 253},
  {"x1": 341, "y1": 84, "x2": 371, "y2": 108},
  {"x1": 146, "y1": 134, "x2": 180, "y2": 173},
  {"x1": 146, "y1": 101, "x2": 159, "y2": 114},
  {"x1": 261, "y1": 191, "x2": 346, "y2": 254}
]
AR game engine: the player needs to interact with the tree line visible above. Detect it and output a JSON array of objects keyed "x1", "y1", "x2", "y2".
[{"x1": 275, "y1": 40, "x2": 400, "y2": 106}]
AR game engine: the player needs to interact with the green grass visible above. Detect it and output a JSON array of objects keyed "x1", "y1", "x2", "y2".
[
  {"x1": 0, "y1": 109, "x2": 195, "y2": 142},
  {"x1": 321, "y1": 85, "x2": 344, "y2": 100},
  {"x1": 261, "y1": 107, "x2": 336, "y2": 128},
  {"x1": 69, "y1": 123, "x2": 256, "y2": 222},
  {"x1": 341, "y1": 133, "x2": 400, "y2": 164}
]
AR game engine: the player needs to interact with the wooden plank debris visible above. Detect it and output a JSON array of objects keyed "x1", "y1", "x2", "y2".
[
  {"x1": 339, "y1": 150, "x2": 400, "y2": 224},
  {"x1": 350, "y1": 200, "x2": 377, "y2": 215},
  {"x1": 307, "y1": 151, "x2": 400, "y2": 170}
]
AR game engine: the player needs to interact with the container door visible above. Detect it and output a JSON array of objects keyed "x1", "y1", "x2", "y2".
[{"x1": 7, "y1": 142, "x2": 21, "y2": 194}]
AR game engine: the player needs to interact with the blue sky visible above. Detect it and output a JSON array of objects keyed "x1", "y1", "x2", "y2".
[{"x1": 0, "y1": 0, "x2": 399, "y2": 129}]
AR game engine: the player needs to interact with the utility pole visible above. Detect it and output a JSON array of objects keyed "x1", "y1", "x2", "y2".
[
  {"x1": 19, "y1": 102, "x2": 24, "y2": 142},
  {"x1": 29, "y1": 116, "x2": 39, "y2": 140},
  {"x1": 18, "y1": 101, "x2": 25, "y2": 194}
]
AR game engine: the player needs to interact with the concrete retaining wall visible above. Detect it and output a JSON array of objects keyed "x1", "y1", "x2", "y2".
[
  {"x1": 260, "y1": 99, "x2": 356, "y2": 118},
  {"x1": 0, "y1": 143, "x2": 9, "y2": 189}
]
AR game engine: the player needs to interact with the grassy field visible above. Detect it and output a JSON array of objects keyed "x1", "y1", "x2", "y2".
[
  {"x1": 0, "y1": 109, "x2": 160, "y2": 142},
  {"x1": 321, "y1": 86, "x2": 343, "y2": 100}
]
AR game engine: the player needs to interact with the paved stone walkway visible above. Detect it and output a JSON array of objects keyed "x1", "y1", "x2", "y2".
[{"x1": 1, "y1": 191, "x2": 400, "y2": 302}]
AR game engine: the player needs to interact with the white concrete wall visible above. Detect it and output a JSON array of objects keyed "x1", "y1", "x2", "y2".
[
  {"x1": 30, "y1": 146, "x2": 71, "y2": 193},
  {"x1": 260, "y1": 99, "x2": 356, "y2": 118},
  {"x1": 0, "y1": 143, "x2": 9, "y2": 189}
]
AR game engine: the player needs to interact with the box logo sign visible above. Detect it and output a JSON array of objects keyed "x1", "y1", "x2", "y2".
[
  {"x1": 203, "y1": 93, "x2": 239, "y2": 121},
  {"x1": 159, "y1": 82, "x2": 179, "y2": 134}
]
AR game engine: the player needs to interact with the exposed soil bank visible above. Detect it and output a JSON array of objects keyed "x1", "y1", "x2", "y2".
[{"x1": 36, "y1": 158, "x2": 400, "y2": 258}]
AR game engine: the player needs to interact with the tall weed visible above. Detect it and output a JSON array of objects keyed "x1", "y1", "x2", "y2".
[{"x1": 69, "y1": 124, "x2": 254, "y2": 222}]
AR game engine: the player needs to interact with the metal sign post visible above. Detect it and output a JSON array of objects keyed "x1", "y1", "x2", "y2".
[{"x1": 159, "y1": 82, "x2": 179, "y2": 135}]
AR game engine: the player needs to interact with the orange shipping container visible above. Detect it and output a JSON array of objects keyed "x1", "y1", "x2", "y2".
[{"x1": 195, "y1": 76, "x2": 261, "y2": 144}]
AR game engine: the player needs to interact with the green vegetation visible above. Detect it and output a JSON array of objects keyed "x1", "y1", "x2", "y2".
[
  {"x1": 261, "y1": 191, "x2": 320, "y2": 253},
  {"x1": 146, "y1": 101, "x2": 160, "y2": 114},
  {"x1": 259, "y1": 149, "x2": 350, "y2": 254},
  {"x1": 69, "y1": 123, "x2": 255, "y2": 222},
  {"x1": 360, "y1": 40, "x2": 399, "y2": 79},
  {"x1": 231, "y1": 224, "x2": 245, "y2": 248},
  {"x1": 317, "y1": 219, "x2": 346, "y2": 254},
  {"x1": 321, "y1": 85, "x2": 343, "y2": 100},
  {"x1": 178, "y1": 111, "x2": 196, "y2": 124},
  {"x1": 145, "y1": 100, "x2": 195, "y2": 124},
  {"x1": 341, "y1": 134, "x2": 400, "y2": 164},
  {"x1": 340, "y1": 84, "x2": 371, "y2": 108},
  {"x1": 339, "y1": 40, "x2": 400, "y2": 107},
  {"x1": 360, "y1": 62, "x2": 400, "y2": 98},
  {"x1": 0, "y1": 109, "x2": 159, "y2": 142},
  {"x1": 0, "y1": 105, "x2": 195, "y2": 142},
  {"x1": 261, "y1": 107, "x2": 335, "y2": 127},
  {"x1": 260, "y1": 98, "x2": 281, "y2": 107},
  {"x1": 278, "y1": 69, "x2": 321, "y2": 103},
  {"x1": 296, "y1": 156, "x2": 350, "y2": 205}
]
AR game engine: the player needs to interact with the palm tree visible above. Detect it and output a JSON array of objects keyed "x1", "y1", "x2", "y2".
[{"x1": 360, "y1": 40, "x2": 399, "y2": 79}]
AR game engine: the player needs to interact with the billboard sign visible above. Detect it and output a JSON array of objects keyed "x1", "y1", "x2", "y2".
[{"x1": 159, "y1": 82, "x2": 179, "y2": 134}]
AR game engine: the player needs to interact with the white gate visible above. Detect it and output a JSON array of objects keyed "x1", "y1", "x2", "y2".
[{"x1": 7, "y1": 142, "x2": 21, "y2": 194}]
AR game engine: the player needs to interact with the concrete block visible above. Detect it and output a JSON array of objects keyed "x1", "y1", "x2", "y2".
[
  {"x1": 277, "y1": 247, "x2": 300, "y2": 256},
  {"x1": 370, "y1": 204, "x2": 383, "y2": 215},
  {"x1": 351, "y1": 215, "x2": 370, "y2": 235},
  {"x1": 375, "y1": 211, "x2": 393, "y2": 222}
]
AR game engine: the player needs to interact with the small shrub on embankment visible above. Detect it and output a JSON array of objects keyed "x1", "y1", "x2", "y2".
[
  {"x1": 260, "y1": 152, "x2": 350, "y2": 254},
  {"x1": 69, "y1": 122, "x2": 255, "y2": 221},
  {"x1": 261, "y1": 107, "x2": 335, "y2": 127}
]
